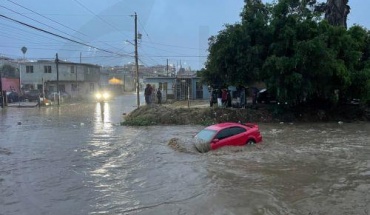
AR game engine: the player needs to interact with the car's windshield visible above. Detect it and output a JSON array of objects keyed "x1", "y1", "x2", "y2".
[{"x1": 195, "y1": 129, "x2": 217, "y2": 143}]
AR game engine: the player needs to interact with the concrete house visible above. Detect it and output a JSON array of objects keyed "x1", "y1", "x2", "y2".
[
  {"x1": 143, "y1": 75, "x2": 211, "y2": 103},
  {"x1": 20, "y1": 60, "x2": 101, "y2": 98}
]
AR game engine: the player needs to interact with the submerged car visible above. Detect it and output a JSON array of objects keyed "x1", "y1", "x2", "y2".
[{"x1": 193, "y1": 122, "x2": 262, "y2": 153}]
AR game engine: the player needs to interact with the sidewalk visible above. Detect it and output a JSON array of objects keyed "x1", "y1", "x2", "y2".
[{"x1": 7, "y1": 102, "x2": 39, "y2": 108}]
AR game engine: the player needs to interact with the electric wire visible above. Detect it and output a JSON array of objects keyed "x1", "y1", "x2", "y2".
[
  {"x1": 73, "y1": 0, "x2": 131, "y2": 40},
  {"x1": 5, "y1": 0, "x2": 89, "y2": 38},
  {"x1": 4, "y1": 0, "x2": 126, "y2": 54},
  {"x1": 0, "y1": 14, "x2": 133, "y2": 58},
  {"x1": 0, "y1": 5, "x2": 88, "y2": 43}
]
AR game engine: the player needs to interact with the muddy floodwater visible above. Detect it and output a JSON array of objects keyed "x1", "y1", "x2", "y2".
[{"x1": 1, "y1": 95, "x2": 370, "y2": 215}]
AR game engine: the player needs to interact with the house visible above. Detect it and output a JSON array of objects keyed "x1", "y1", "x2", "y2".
[
  {"x1": 143, "y1": 75, "x2": 211, "y2": 103},
  {"x1": 19, "y1": 60, "x2": 101, "y2": 98},
  {"x1": 100, "y1": 66, "x2": 133, "y2": 93}
]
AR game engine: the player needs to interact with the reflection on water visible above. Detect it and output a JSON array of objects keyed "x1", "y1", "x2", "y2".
[
  {"x1": 1, "y1": 100, "x2": 370, "y2": 215},
  {"x1": 94, "y1": 102, "x2": 112, "y2": 128}
]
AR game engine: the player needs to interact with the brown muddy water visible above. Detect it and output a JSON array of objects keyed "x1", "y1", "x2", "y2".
[{"x1": 1, "y1": 95, "x2": 369, "y2": 215}]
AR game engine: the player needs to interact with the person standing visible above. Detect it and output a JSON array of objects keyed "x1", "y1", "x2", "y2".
[
  {"x1": 156, "y1": 88, "x2": 162, "y2": 104},
  {"x1": 240, "y1": 87, "x2": 246, "y2": 108},
  {"x1": 144, "y1": 84, "x2": 152, "y2": 105},
  {"x1": 221, "y1": 88, "x2": 228, "y2": 107}
]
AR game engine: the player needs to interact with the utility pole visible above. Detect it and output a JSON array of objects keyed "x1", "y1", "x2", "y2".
[
  {"x1": 0, "y1": 72, "x2": 3, "y2": 108},
  {"x1": 134, "y1": 12, "x2": 140, "y2": 107},
  {"x1": 18, "y1": 64, "x2": 22, "y2": 107},
  {"x1": 166, "y1": 59, "x2": 169, "y2": 77},
  {"x1": 55, "y1": 53, "x2": 60, "y2": 106}
]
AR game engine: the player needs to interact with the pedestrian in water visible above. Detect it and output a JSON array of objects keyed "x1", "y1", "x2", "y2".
[
  {"x1": 156, "y1": 88, "x2": 162, "y2": 104},
  {"x1": 144, "y1": 84, "x2": 152, "y2": 105}
]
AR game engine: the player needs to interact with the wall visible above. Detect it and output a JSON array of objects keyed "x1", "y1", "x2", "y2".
[{"x1": 1, "y1": 78, "x2": 20, "y2": 93}]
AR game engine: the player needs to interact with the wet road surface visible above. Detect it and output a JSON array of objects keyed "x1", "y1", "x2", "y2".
[{"x1": 1, "y1": 95, "x2": 370, "y2": 215}]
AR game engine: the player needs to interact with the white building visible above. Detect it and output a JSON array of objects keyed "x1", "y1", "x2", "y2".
[{"x1": 20, "y1": 60, "x2": 101, "y2": 98}]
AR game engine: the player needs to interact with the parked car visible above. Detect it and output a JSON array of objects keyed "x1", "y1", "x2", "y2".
[
  {"x1": 23, "y1": 90, "x2": 41, "y2": 102},
  {"x1": 193, "y1": 122, "x2": 263, "y2": 153},
  {"x1": 6, "y1": 91, "x2": 21, "y2": 103},
  {"x1": 257, "y1": 89, "x2": 276, "y2": 104}
]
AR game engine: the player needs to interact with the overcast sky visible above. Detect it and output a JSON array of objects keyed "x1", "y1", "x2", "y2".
[{"x1": 0, "y1": 0, "x2": 368, "y2": 70}]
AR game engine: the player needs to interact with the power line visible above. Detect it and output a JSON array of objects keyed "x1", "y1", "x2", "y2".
[
  {"x1": 142, "y1": 55, "x2": 207, "y2": 58},
  {"x1": 5, "y1": 0, "x2": 89, "y2": 38},
  {"x1": 3, "y1": 0, "x2": 125, "y2": 53},
  {"x1": 0, "y1": 4, "x2": 87, "y2": 43},
  {"x1": 0, "y1": 13, "x2": 133, "y2": 58},
  {"x1": 0, "y1": 21, "x2": 70, "y2": 44},
  {"x1": 140, "y1": 40, "x2": 204, "y2": 50},
  {"x1": 73, "y1": 0, "x2": 130, "y2": 40}
]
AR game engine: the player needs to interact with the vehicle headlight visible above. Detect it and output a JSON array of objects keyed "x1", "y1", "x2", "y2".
[
  {"x1": 103, "y1": 92, "x2": 110, "y2": 99},
  {"x1": 95, "y1": 93, "x2": 102, "y2": 99}
]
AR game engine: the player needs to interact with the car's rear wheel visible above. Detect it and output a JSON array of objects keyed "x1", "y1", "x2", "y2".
[{"x1": 246, "y1": 139, "x2": 255, "y2": 145}]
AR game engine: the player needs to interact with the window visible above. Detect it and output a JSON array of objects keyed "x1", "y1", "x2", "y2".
[
  {"x1": 215, "y1": 126, "x2": 246, "y2": 140},
  {"x1": 215, "y1": 128, "x2": 233, "y2": 140},
  {"x1": 229, "y1": 126, "x2": 246, "y2": 136},
  {"x1": 70, "y1": 66, "x2": 75, "y2": 73},
  {"x1": 26, "y1": 66, "x2": 34, "y2": 73},
  {"x1": 44, "y1": 66, "x2": 52, "y2": 73}
]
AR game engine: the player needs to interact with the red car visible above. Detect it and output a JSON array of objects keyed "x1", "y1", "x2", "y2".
[{"x1": 194, "y1": 122, "x2": 262, "y2": 152}]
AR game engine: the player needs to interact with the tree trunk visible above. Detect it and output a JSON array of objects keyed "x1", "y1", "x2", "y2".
[{"x1": 325, "y1": 0, "x2": 350, "y2": 28}]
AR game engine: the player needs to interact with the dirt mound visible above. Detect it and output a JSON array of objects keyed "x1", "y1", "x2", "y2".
[
  {"x1": 122, "y1": 104, "x2": 274, "y2": 126},
  {"x1": 121, "y1": 102, "x2": 370, "y2": 126}
]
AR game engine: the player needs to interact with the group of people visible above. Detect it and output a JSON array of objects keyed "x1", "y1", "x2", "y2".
[
  {"x1": 210, "y1": 86, "x2": 249, "y2": 108},
  {"x1": 144, "y1": 84, "x2": 162, "y2": 105}
]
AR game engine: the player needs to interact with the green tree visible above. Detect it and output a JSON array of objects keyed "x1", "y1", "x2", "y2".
[
  {"x1": 203, "y1": 0, "x2": 370, "y2": 108},
  {"x1": 0, "y1": 64, "x2": 17, "y2": 78},
  {"x1": 203, "y1": 0, "x2": 270, "y2": 87}
]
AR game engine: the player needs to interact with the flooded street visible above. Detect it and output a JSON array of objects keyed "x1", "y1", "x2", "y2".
[{"x1": 1, "y1": 95, "x2": 369, "y2": 215}]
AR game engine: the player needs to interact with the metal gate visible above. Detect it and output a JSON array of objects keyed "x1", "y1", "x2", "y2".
[{"x1": 176, "y1": 78, "x2": 191, "y2": 101}]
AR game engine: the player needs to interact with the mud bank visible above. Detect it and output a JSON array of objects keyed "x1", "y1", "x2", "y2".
[
  {"x1": 122, "y1": 105, "x2": 274, "y2": 126},
  {"x1": 121, "y1": 103, "x2": 370, "y2": 126}
]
